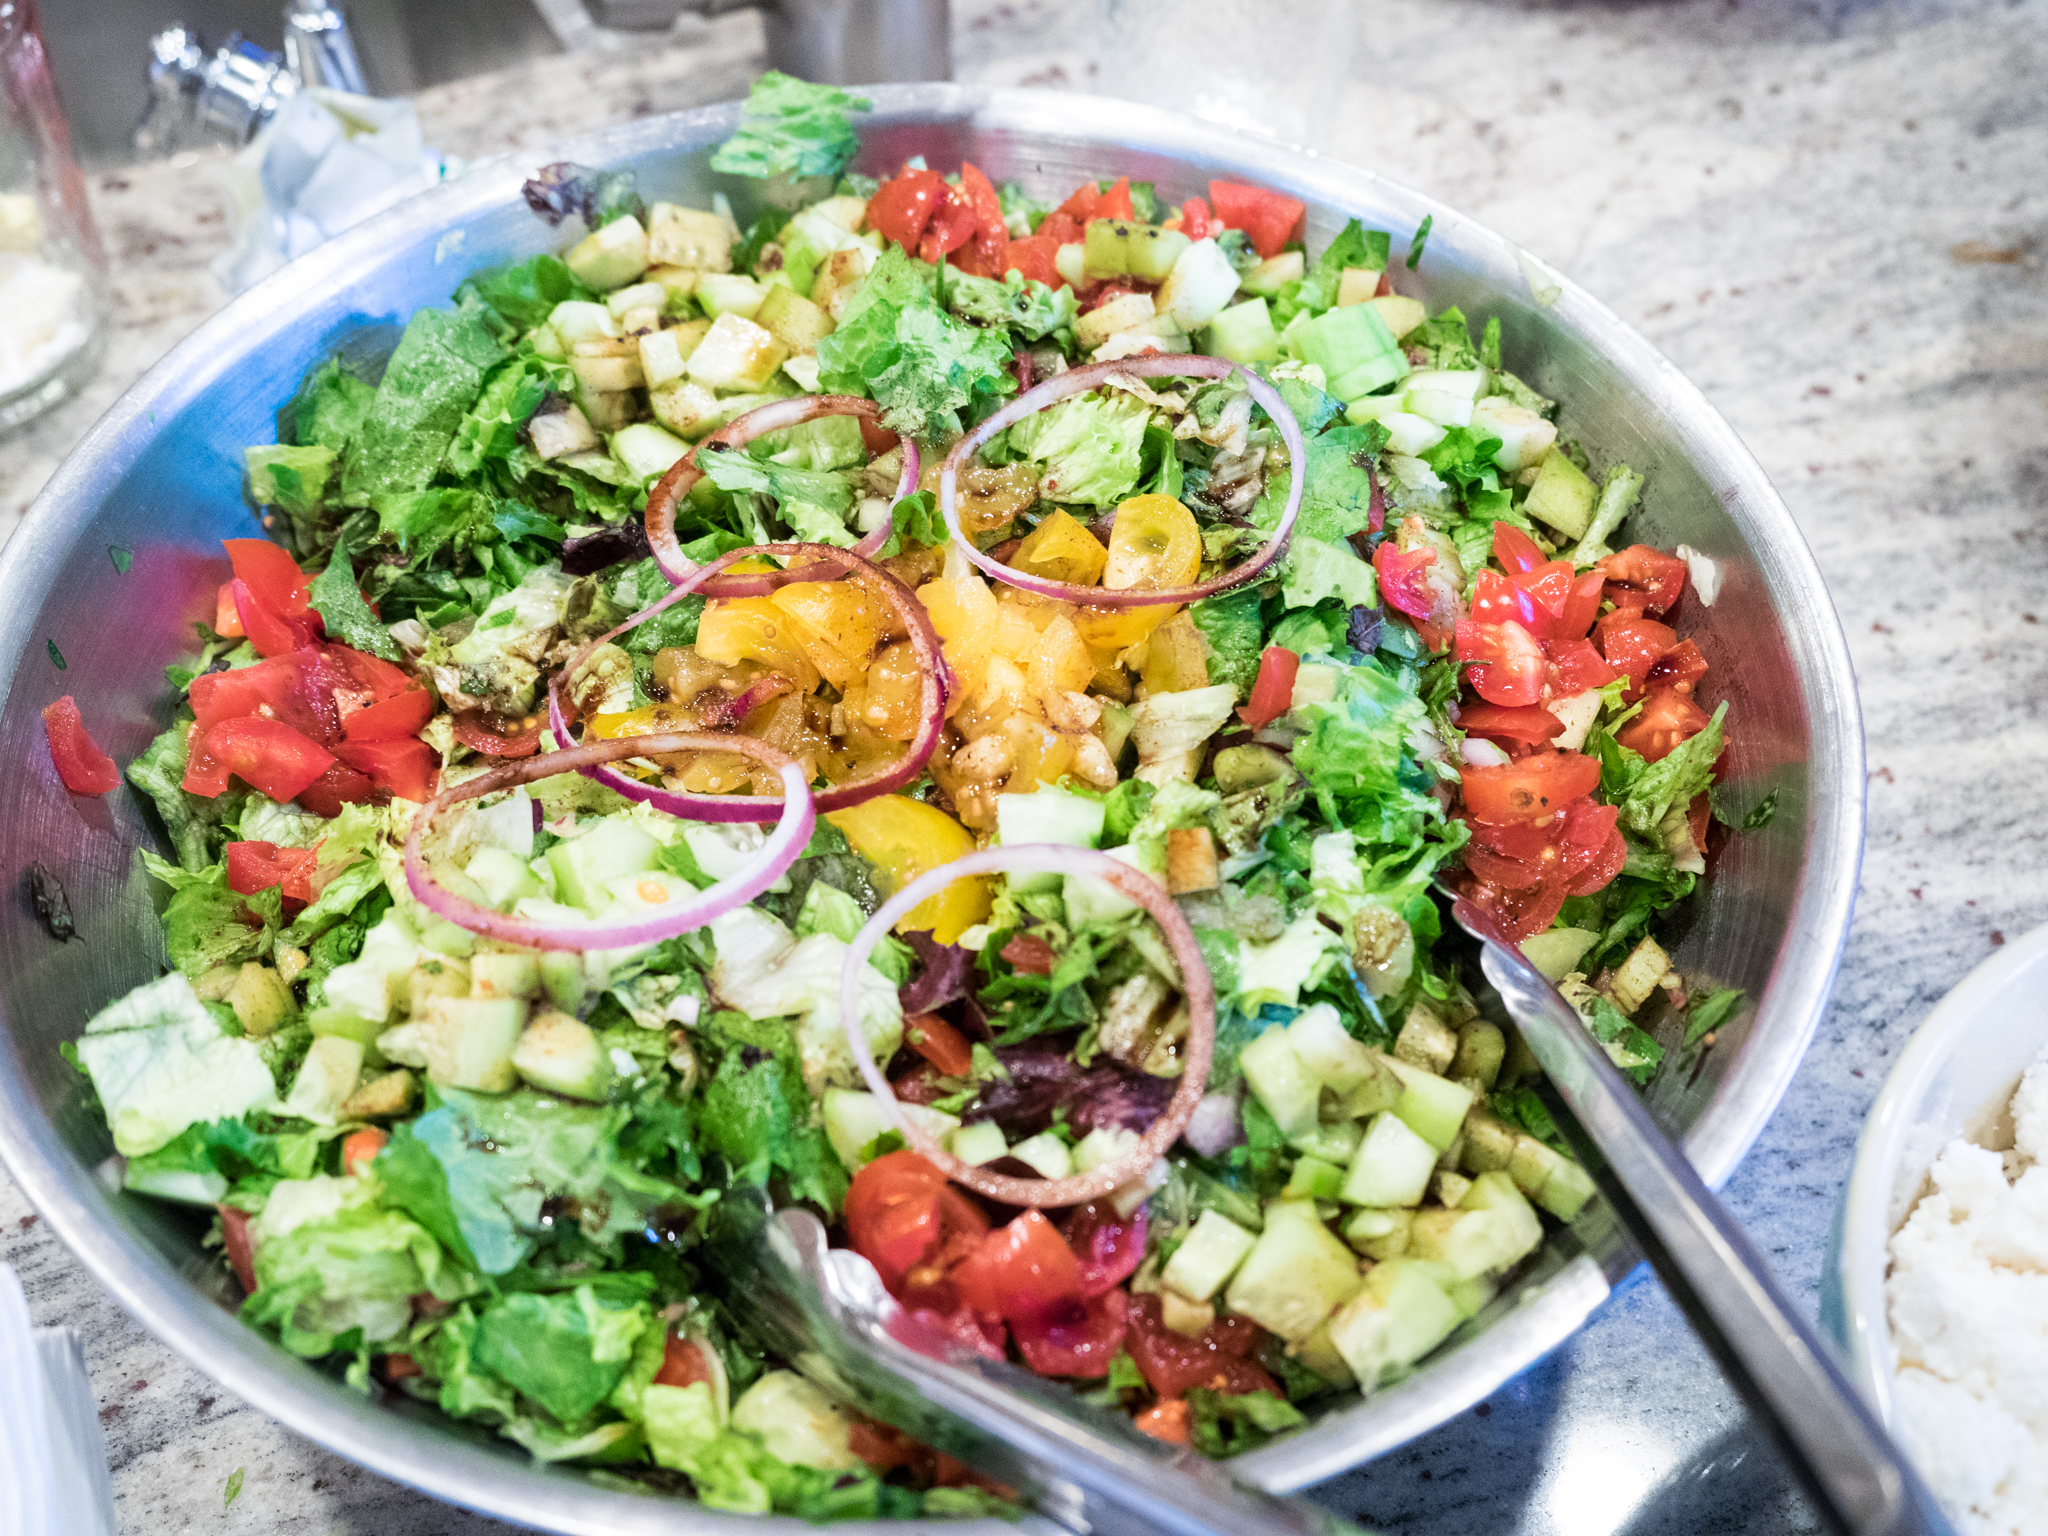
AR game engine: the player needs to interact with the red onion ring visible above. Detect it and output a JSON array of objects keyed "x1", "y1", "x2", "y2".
[
  {"x1": 644, "y1": 395, "x2": 919, "y2": 592},
  {"x1": 548, "y1": 541, "x2": 949, "y2": 823},
  {"x1": 937, "y1": 355, "x2": 1306, "y2": 607},
  {"x1": 838, "y1": 846, "x2": 1216, "y2": 1208},
  {"x1": 402, "y1": 731, "x2": 813, "y2": 950}
]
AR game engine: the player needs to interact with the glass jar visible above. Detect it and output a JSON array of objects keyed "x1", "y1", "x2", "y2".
[{"x1": 0, "y1": 0, "x2": 106, "y2": 432}]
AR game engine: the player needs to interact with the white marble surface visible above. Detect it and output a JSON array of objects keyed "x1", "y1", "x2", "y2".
[{"x1": 4, "y1": 0, "x2": 2046, "y2": 1530}]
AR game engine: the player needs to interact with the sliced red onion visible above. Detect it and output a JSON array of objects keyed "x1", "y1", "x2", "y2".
[
  {"x1": 644, "y1": 395, "x2": 919, "y2": 592},
  {"x1": 937, "y1": 355, "x2": 1305, "y2": 607},
  {"x1": 838, "y1": 846, "x2": 1216, "y2": 1209},
  {"x1": 549, "y1": 541, "x2": 949, "y2": 822},
  {"x1": 403, "y1": 731, "x2": 813, "y2": 950}
]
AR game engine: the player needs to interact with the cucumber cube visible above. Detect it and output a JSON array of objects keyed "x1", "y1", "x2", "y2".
[
  {"x1": 565, "y1": 216, "x2": 650, "y2": 292},
  {"x1": 1223, "y1": 1200, "x2": 1363, "y2": 1342},
  {"x1": 755, "y1": 284, "x2": 834, "y2": 354},
  {"x1": 548, "y1": 818, "x2": 661, "y2": 913},
  {"x1": 1523, "y1": 450, "x2": 1596, "y2": 540},
  {"x1": 1508, "y1": 1133, "x2": 1566, "y2": 1198},
  {"x1": 1406, "y1": 368, "x2": 1489, "y2": 402},
  {"x1": 467, "y1": 846, "x2": 542, "y2": 911},
  {"x1": 646, "y1": 202, "x2": 734, "y2": 271},
  {"x1": 1342, "y1": 1206, "x2": 1413, "y2": 1261},
  {"x1": 1472, "y1": 395, "x2": 1559, "y2": 474},
  {"x1": 1161, "y1": 1209, "x2": 1258, "y2": 1302},
  {"x1": 686, "y1": 312, "x2": 788, "y2": 393},
  {"x1": 1284, "y1": 1156, "x2": 1347, "y2": 1202},
  {"x1": 1064, "y1": 840, "x2": 1166, "y2": 927},
  {"x1": 1326, "y1": 1257, "x2": 1462, "y2": 1387},
  {"x1": 1290, "y1": 1118, "x2": 1362, "y2": 1166},
  {"x1": 1342, "y1": 1110, "x2": 1438, "y2": 1208},
  {"x1": 1335, "y1": 266, "x2": 1383, "y2": 306},
  {"x1": 1520, "y1": 926, "x2": 1598, "y2": 981},
  {"x1": 996, "y1": 788, "x2": 1105, "y2": 892},
  {"x1": 1285, "y1": 1003, "x2": 1378, "y2": 1093},
  {"x1": 539, "y1": 951, "x2": 587, "y2": 1015},
  {"x1": 1458, "y1": 1170, "x2": 1546, "y2": 1261},
  {"x1": 1082, "y1": 220, "x2": 1190, "y2": 283},
  {"x1": 1539, "y1": 1157, "x2": 1598, "y2": 1221},
  {"x1": 511, "y1": 1011, "x2": 615, "y2": 1101},
  {"x1": 821, "y1": 1088, "x2": 959, "y2": 1170},
  {"x1": 1074, "y1": 291, "x2": 1156, "y2": 351},
  {"x1": 1384, "y1": 1058, "x2": 1475, "y2": 1152},
  {"x1": 1403, "y1": 388, "x2": 1476, "y2": 429},
  {"x1": 1240, "y1": 1025, "x2": 1322, "y2": 1140},
  {"x1": 1204, "y1": 296, "x2": 1280, "y2": 365},
  {"x1": 606, "y1": 281, "x2": 666, "y2": 318},
  {"x1": 1159, "y1": 238, "x2": 1241, "y2": 331},
  {"x1": 1053, "y1": 241, "x2": 1086, "y2": 289},
  {"x1": 1291, "y1": 1319, "x2": 1357, "y2": 1388},
  {"x1": 1009, "y1": 1132, "x2": 1074, "y2": 1181},
  {"x1": 1365, "y1": 294, "x2": 1426, "y2": 340},
  {"x1": 611, "y1": 422, "x2": 690, "y2": 482},
  {"x1": 307, "y1": 1005, "x2": 382, "y2": 1054},
  {"x1": 694, "y1": 272, "x2": 767, "y2": 320},
  {"x1": 282, "y1": 1035, "x2": 364, "y2": 1126},
  {"x1": 1072, "y1": 1125, "x2": 1142, "y2": 1174},
  {"x1": 1290, "y1": 304, "x2": 1399, "y2": 394},
  {"x1": 548, "y1": 299, "x2": 620, "y2": 346},
  {"x1": 947, "y1": 1121, "x2": 1008, "y2": 1167},
  {"x1": 1238, "y1": 250, "x2": 1304, "y2": 297},
  {"x1": 1445, "y1": 1271, "x2": 1499, "y2": 1321},
  {"x1": 416, "y1": 996, "x2": 528, "y2": 1092},
  {"x1": 469, "y1": 951, "x2": 541, "y2": 1000}
]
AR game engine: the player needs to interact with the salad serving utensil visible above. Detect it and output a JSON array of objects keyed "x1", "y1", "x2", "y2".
[
  {"x1": 709, "y1": 1187, "x2": 1362, "y2": 1536},
  {"x1": 1441, "y1": 893, "x2": 1953, "y2": 1536}
]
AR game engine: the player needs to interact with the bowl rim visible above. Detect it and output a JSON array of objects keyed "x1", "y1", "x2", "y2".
[
  {"x1": 1830, "y1": 918, "x2": 2048, "y2": 1427},
  {"x1": 0, "y1": 82, "x2": 1866, "y2": 1529}
]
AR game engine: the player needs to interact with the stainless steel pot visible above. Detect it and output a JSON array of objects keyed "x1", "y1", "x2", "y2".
[{"x1": 0, "y1": 85, "x2": 1864, "y2": 1531}]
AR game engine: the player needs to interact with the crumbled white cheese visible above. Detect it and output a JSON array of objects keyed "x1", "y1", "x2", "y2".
[
  {"x1": 1887, "y1": 1054, "x2": 2048, "y2": 1534},
  {"x1": 0, "y1": 252, "x2": 91, "y2": 396},
  {"x1": 1675, "y1": 544, "x2": 1723, "y2": 607}
]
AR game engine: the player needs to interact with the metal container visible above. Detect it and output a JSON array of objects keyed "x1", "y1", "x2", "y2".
[{"x1": 0, "y1": 85, "x2": 1864, "y2": 1530}]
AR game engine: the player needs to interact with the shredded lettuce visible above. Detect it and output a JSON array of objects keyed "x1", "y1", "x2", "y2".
[
  {"x1": 709, "y1": 73, "x2": 870, "y2": 183},
  {"x1": 1280, "y1": 535, "x2": 1378, "y2": 611},
  {"x1": 1000, "y1": 389, "x2": 1150, "y2": 507},
  {"x1": 336, "y1": 299, "x2": 508, "y2": 506}
]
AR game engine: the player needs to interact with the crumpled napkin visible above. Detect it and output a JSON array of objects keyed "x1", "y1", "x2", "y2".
[
  {"x1": 0, "y1": 1265, "x2": 116, "y2": 1536},
  {"x1": 217, "y1": 87, "x2": 456, "y2": 293}
]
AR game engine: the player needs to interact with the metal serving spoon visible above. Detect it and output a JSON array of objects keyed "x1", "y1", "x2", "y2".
[
  {"x1": 1440, "y1": 890, "x2": 1956, "y2": 1536},
  {"x1": 708, "y1": 1187, "x2": 1366, "y2": 1536}
]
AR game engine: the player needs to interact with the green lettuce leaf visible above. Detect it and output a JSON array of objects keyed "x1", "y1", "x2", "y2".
[
  {"x1": 1000, "y1": 389, "x2": 1150, "y2": 507},
  {"x1": 696, "y1": 448, "x2": 856, "y2": 545},
  {"x1": 1271, "y1": 218, "x2": 1393, "y2": 328},
  {"x1": 1190, "y1": 587, "x2": 1264, "y2": 698},
  {"x1": 446, "y1": 354, "x2": 569, "y2": 480},
  {"x1": 472, "y1": 1285, "x2": 650, "y2": 1424},
  {"x1": 127, "y1": 721, "x2": 240, "y2": 873},
  {"x1": 337, "y1": 300, "x2": 508, "y2": 506},
  {"x1": 697, "y1": 1050, "x2": 846, "y2": 1212},
  {"x1": 1420, "y1": 426, "x2": 1511, "y2": 520},
  {"x1": 941, "y1": 266, "x2": 1077, "y2": 342},
  {"x1": 1256, "y1": 419, "x2": 1387, "y2": 544},
  {"x1": 1280, "y1": 535, "x2": 1378, "y2": 610},
  {"x1": 460, "y1": 254, "x2": 593, "y2": 332},
  {"x1": 308, "y1": 549, "x2": 400, "y2": 661},
  {"x1": 709, "y1": 73, "x2": 870, "y2": 182},
  {"x1": 1616, "y1": 702, "x2": 1727, "y2": 838},
  {"x1": 1187, "y1": 1387, "x2": 1308, "y2": 1458},
  {"x1": 814, "y1": 247, "x2": 1016, "y2": 441},
  {"x1": 874, "y1": 490, "x2": 946, "y2": 559},
  {"x1": 1291, "y1": 657, "x2": 1439, "y2": 843},
  {"x1": 282, "y1": 359, "x2": 375, "y2": 453}
]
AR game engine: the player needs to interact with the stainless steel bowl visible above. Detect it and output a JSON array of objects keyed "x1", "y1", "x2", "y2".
[{"x1": 0, "y1": 85, "x2": 1864, "y2": 1531}]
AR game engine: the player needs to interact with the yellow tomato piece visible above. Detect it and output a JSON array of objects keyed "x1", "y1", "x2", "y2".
[
  {"x1": 992, "y1": 603, "x2": 1039, "y2": 664},
  {"x1": 1013, "y1": 509, "x2": 1108, "y2": 587},
  {"x1": 769, "y1": 580, "x2": 886, "y2": 690},
  {"x1": 1103, "y1": 494, "x2": 1202, "y2": 591},
  {"x1": 588, "y1": 702, "x2": 696, "y2": 738},
  {"x1": 1142, "y1": 610, "x2": 1212, "y2": 694},
  {"x1": 1002, "y1": 715, "x2": 1074, "y2": 792},
  {"x1": 1073, "y1": 600, "x2": 1177, "y2": 651},
  {"x1": 848, "y1": 639, "x2": 926, "y2": 741},
  {"x1": 693, "y1": 598, "x2": 824, "y2": 693},
  {"x1": 825, "y1": 795, "x2": 993, "y2": 943},
  {"x1": 917, "y1": 575, "x2": 997, "y2": 715},
  {"x1": 1027, "y1": 613, "x2": 1093, "y2": 698}
]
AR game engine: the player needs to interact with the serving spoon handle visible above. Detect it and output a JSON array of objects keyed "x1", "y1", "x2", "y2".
[{"x1": 1445, "y1": 892, "x2": 1955, "y2": 1536}]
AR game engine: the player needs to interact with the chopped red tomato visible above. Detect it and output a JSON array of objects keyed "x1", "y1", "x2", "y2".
[
  {"x1": 1239, "y1": 646, "x2": 1300, "y2": 729},
  {"x1": 380, "y1": 1353, "x2": 421, "y2": 1381},
  {"x1": 1123, "y1": 1293, "x2": 1270, "y2": 1398},
  {"x1": 218, "y1": 1204, "x2": 257, "y2": 1293},
  {"x1": 341, "y1": 688, "x2": 432, "y2": 743},
  {"x1": 452, "y1": 710, "x2": 541, "y2": 758},
  {"x1": 1176, "y1": 196, "x2": 1216, "y2": 241},
  {"x1": 1596, "y1": 544, "x2": 1687, "y2": 615},
  {"x1": 952, "y1": 1211, "x2": 1084, "y2": 1329},
  {"x1": 231, "y1": 577, "x2": 319, "y2": 657},
  {"x1": 1644, "y1": 638, "x2": 1708, "y2": 695},
  {"x1": 921, "y1": 189, "x2": 979, "y2": 264},
  {"x1": 1456, "y1": 618, "x2": 1547, "y2": 707},
  {"x1": 897, "y1": 1189, "x2": 993, "y2": 1317},
  {"x1": 197, "y1": 717, "x2": 335, "y2": 803},
  {"x1": 848, "y1": 1420, "x2": 920, "y2": 1472},
  {"x1": 1492, "y1": 523, "x2": 1548, "y2": 575},
  {"x1": 867, "y1": 165, "x2": 950, "y2": 252},
  {"x1": 999, "y1": 932, "x2": 1057, "y2": 976},
  {"x1": 903, "y1": 1012, "x2": 974, "y2": 1077},
  {"x1": 1091, "y1": 176, "x2": 1135, "y2": 223},
  {"x1": 653, "y1": 1334, "x2": 716, "y2": 1391},
  {"x1": 214, "y1": 581, "x2": 245, "y2": 637},
  {"x1": 1055, "y1": 180, "x2": 1104, "y2": 223},
  {"x1": 1595, "y1": 612, "x2": 1678, "y2": 697},
  {"x1": 1135, "y1": 1399, "x2": 1192, "y2": 1444},
  {"x1": 1616, "y1": 687, "x2": 1711, "y2": 762},
  {"x1": 334, "y1": 737, "x2": 437, "y2": 803},
  {"x1": 1544, "y1": 638, "x2": 1619, "y2": 695},
  {"x1": 1037, "y1": 209, "x2": 1083, "y2": 247},
  {"x1": 948, "y1": 162, "x2": 1008, "y2": 276},
  {"x1": 1001, "y1": 233, "x2": 1063, "y2": 289},
  {"x1": 846, "y1": 1151, "x2": 950, "y2": 1290},
  {"x1": 224, "y1": 538, "x2": 312, "y2": 617},
  {"x1": 226, "y1": 840, "x2": 320, "y2": 904},
  {"x1": 1458, "y1": 702, "x2": 1563, "y2": 744},
  {"x1": 41, "y1": 696, "x2": 122, "y2": 795},
  {"x1": 1013, "y1": 1288, "x2": 1127, "y2": 1378},
  {"x1": 296, "y1": 761, "x2": 379, "y2": 818},
  {"x1": 341, "y1": 1126, "x2": 388, "y2": 1176},
  {"x1": 1207, "y1": 179, "x2": 1304, "y2": 258},
  {"x1": 1460, "y1": 749, "x2": 1602, "y2": 824},
  {"x1": 1061, "y1": 1201, "x2": 1147, "y2": 1298},
  {"x1": 1374, "y1": 540, "x2": 1452, "y2": 650}
]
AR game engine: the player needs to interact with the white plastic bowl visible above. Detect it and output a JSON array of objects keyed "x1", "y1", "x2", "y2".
[{"x1": 1825, "y1": 920, "x2": 2048, "y2": 1421}]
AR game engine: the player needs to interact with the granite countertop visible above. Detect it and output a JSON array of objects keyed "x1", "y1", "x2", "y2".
[{"x1": 3, "y1": 1, "x2": 2044, "y2": 1530}]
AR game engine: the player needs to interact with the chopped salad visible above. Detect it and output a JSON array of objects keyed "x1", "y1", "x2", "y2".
[{"x1": 46, "y1": 73, "x2": 1754, "y2": 1517}]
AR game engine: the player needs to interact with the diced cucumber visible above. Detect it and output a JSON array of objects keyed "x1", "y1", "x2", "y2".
[
  {"x1": 1459, "y1": 1112, "x2": 1518, "y2": 1176},
  {"x1": 687, "y1": 312, "x2": 788, "y2": 392},
  {"x1": 1072, "y1": 1125, "x2": 1141, "y2": 1173},
  {"x1": 467, "y1": 846, "x2": 542, "y2": 911},
  {"x1": 1159, "y1": 238, "x2": 1241, "y2": 331},
  {"x1": 1053, "y1": 241, "x2": 1086, "y2": 289},
  {"x1": 730, "y1": 1371, "x2": 861, "y2": 1473},
  {"x1": 1337, "y1": 1061, "x2": 1404, "y2": 1120},
  {"x1": 1384, "y1": 1058, "x2": 1475, "y2": 1152},
  {"x1": 1160, "y1": 1208, "x2": 1258, "y2": 1302},
  {"x1": 565, "y1": 216, "x2": 650, "y2": 292},
  {"x1": 539, "y1": 951, "x2": 587, "y2": 1015},
  {"x1": 820, "y1": 1088, "x2": 960, "y2": 1170},
  {"x1": 227, "y1": 963, "x2": 292, "y2": 1038},
  {"x1": 1407, "y1": 1197, "x2": 1540, "y2": 1282},
  {"x1": 512, "y1": 1011, "x2": 615, "y2": 1101},
  {"x1": 1459, "y1": 1169, "x2": 1546, "y2": 1254},
  {"x1": 996, "y1": 788, "x2": 1105, "y2": 892},
  {"x1": 1290, "y1": 1119, "x2": 1362, "y2": 1166},
  {"x1": 469, "y1": 951, "x2": 541, "y2": 1001},
  {"x1": 646, "y1": 202, "x2": 734, "y2": 271},
  {"x1": 1285, "y1": 1003, "x2": 1378, "y2": 1093},
  {"x1": 1203, "y1": 296, "x2": 1280, "y2": 365},
  {"x1": 1393, "y1": 1007, "x2": 1459, "y2": 1076},
  {"x1": 611, "y1": 422, "x2": 690, "y2": 482},
  {"x1": 1342, "y1": 1206, "x2": 1413, "y2": 1261},
  {"x1": 1074, "y1": 291, "x2": 1156, "y2": 351},
  {"x1": 1284, "y1": 1156, "x2": 1347, "y2": 1202},
  {"x1": 416, "y1": 996, "x2": 528, "y2": 1092},
  {"x1": 1064, "y1": 840, "x2": 1165, "y2": 927},
  {"x1": 1159, "y1": 1289, "x2": 1216, "y2": 1337},
  {"x1": 548, "y1": 818, "x2": 661, "y2": 913},
  {"x1": 340, "y1": 1068, "x2": 415, "y2": 1120},
  {"x1": 1444, "y1": 1271, "x2": 1498, "y2": 1321},
  {"x1": 1288, "y1": 304, "x2": 1401, "y2": 402},
  {"x1": 307, "y1": 1006, "x2": 382, "y2": 1055},
  {"x1": 320, "y1": 913, "x2": 420, "y2": 1024},
  {"x1": 1540, "y1": 1157, "x2": 1598, "y2": 1221},
  {"x1": 1450, "y1": 1021, "x2": 1507, "y2": 1090},
  {"x1": 1326, "y1": 351, "x2": 1413, "y2": 403},
  {"x1": 1326, "y1": 1256, "x2": 1462, "y2": 1387},
  {"x1": 1404, "y1": 388, "x2": 1476, "y2": 429},
  {"x1": 282, "y1": 1035, "x2": 363, "y2": 1125},
  {"x1": 606, "y1": 280, "x2": 666, "y2": 318},
  {"x1": 1291, "y1": 1319, "x2": 1357, "y2": 1388},
  {"x1": 755, "y1": 284, "x2": 834, "y2": 353},
  {"x1": 1524, "y1": 450, "x2": 1596, "y2": 540},
  {"x1": 694, "y1": 272, "x2": 767, "y2": 320},
  {"x1": 947, "y1": 1121, "x2": 1008, "y2": 1167},
  {"x1": 1239, "y1": 1025, "x2": 1322, "y2": 1140},
  {"x1": 549, "y1": 299, "x2": 620, "y2": 346},
  {"x1": 125, "y1": 1164, "x2": 228, "y2": 1206},
  {"x1": 1508, "y1": 1132, "x2": 1566, "y2": 1199},
  {"x1": 1472, "y1": 395, "x2": 1558, "y2": 474},
  {"x1": 1342, "y1": 1110, "x2": 1438, "y2": 1208},
  {"x1": 1009, "y1": 1132, "x2": 1074, "y2": 1181},
  {"x1": 1083, "y1": 220, "x2": 1191, "y2": 283},
  {"x1": 1223, "y1": 1199, "x2": 1363, "y2": 1342},
  {"x1": 1238, "y1": 250, "x2": 1304, "y2": 297},
  {"x1": 1406, "y1": 368, "x2": 1489, "y2": 402}
]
